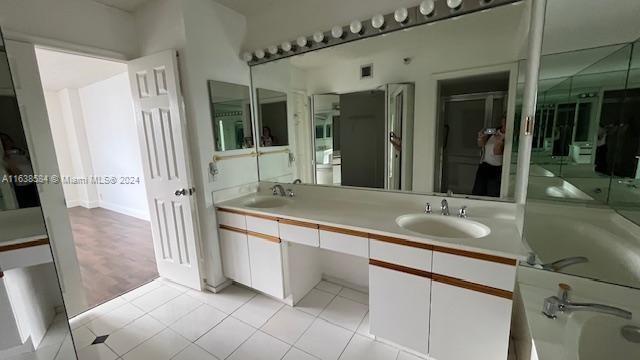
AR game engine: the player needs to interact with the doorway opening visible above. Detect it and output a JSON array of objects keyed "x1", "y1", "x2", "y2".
[
  {"x1": 436, "y1": 72, "x2": 510, "y2": 197},
  {"x1": 35, "y1": 48, "x2": 157, "y2": 308}
]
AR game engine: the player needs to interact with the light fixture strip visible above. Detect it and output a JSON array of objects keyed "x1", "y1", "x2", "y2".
[{"x1": 246, "y1": 0, "x2": 522, "y2": 65}]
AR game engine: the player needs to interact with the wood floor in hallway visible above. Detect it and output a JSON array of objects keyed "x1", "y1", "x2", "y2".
[{"x1": 68, "y1": 207, "x2": 158, "y2": 308}]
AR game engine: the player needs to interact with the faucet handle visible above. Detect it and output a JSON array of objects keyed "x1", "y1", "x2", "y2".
[
  {"x1": 286, "y1": 189, "x2": 295, "y2": 197},
  {"x1": 425, "y1": 203, "x2": 432, "y2": 214},
  {"x1": 558, "y1": 283, "x2": 571, "y2": 302},
  {"x1": 458, "y1": 206, "x2": 468, "y2": 218}
]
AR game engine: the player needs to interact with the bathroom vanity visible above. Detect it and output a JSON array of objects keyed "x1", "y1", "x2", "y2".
[{"x1": 215, "y1": 184, "x2": 527, "y2": 360}]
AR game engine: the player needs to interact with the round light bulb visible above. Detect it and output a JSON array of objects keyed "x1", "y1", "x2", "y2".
[
  {"x1": 420, "y1": 0, "x2": 435, "y2": 16},
  {"x1": 447, "y1": 0, "x2": 463, "y2": 9},
  {"x1": 313, "y1": 31, "x2": 325, "y2": 43},
  {"x1": 281, "y1": 41, "x2": 292, "y2": 52},
  {"x1": 254, "y1": 49, "x2": 265, "y2": 59},
  {"x1": 394, "y1": 7, "x2": 409, "y2": 23},
  {"x1": 350, "y1": 20, "x2": 363, "y2": 34},
  {"x1": 241, "y1": 52, "x2": 253, "y2": 62},
  {"x1": 296, "y1": 36, "x2": 308, "y2": 47},
  {"x1": 371, "y1": 14, "x2": 385, "y2": 30},
  {"x1": 267, "y1": 45, "x2": 279, "y2": 55},
  {"x1": 331, "y1": 25, "x2": 344, "y2": 39}
]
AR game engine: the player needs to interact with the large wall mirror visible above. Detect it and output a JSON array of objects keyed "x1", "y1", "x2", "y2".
[
  {"x1": 517, "y1": 0, "x2": 640, "y2": 290},
  {"x1": 250, "y1": 2, "x2": 529, "y2": 201}
]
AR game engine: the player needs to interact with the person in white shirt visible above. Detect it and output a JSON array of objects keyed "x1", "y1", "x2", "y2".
[{"x1": 472, "y1": 117, "x2": 506, "y2": 197}]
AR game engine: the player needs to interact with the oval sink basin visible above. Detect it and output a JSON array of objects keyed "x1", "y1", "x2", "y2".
[
  {"x1": 396, "y1": 214, "x2": 490, "y2": 239},
  {"x1": 243, "y1": 196, "x2": 290, "y2": 209},
  {"x1": 566, "y1": 312, "x2": 640, "y2": 360}
]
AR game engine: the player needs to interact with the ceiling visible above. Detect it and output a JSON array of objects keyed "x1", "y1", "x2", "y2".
[
  {"x1": 90, "y1": 0, "x2": 151, "y2": 12},
  {"x1": 213, "y1": 0, "x2": 285, "y2": 16},
  {"x1": 35, "y1": 48, "x2": 127, "y2": 91}
]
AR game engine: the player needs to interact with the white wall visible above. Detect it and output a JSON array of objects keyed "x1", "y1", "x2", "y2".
[
  {"x1": 0, "y1": 0, "x2": 138, "y2": 59},
  {"x1": 79, "y1": 72, "x2": 150, "y2": 220},
  {"x1": 135, "y1": 0, "x2": 186, "y2": 56}
]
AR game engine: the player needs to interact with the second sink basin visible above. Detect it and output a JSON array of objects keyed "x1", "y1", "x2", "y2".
[
  {"x1": 243, "y1": 196, "x2": 290, "y2": 209},
  {"x1": 396, "y1": 213, "x2": 491, "y2": 239}
]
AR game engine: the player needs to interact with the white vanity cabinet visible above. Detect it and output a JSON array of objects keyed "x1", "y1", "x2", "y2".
[
  {"x1": 219, "y1": 227, "x2": 252, "y2": 287},
  {"x1": 429, "y1": 280, "x2": 513, "y2": 360},
  {"x1": 369, "y1": 262, "x2": 431, "y2": 355},
  {"x1": 278, "y1": 219, "x2": 320, "y2": 247},
  {"x1": 247, "y1": 234, "x2": 285, "y2": 299},
  {"x1": 319, "y1": 225, "x2": 368, "y2": 258}
]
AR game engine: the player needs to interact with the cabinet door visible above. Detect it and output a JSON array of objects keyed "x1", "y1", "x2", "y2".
[
  {"x1": 430, "y1": 281, "x2": 512, "y2": 360},
  {"x1": 369, "y1": 265, "x2": 430, "y2": 355},
  {"x1": 219, "y1": 228, "x2": 251, "y2": 286},
  {"x1": 0, "y1": 277, "x2": 23, "y2": 350},
  {"x1": 248, "y1": 235, "x2": 284, "y2": 299}
]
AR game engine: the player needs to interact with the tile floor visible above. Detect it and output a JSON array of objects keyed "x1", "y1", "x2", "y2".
[
  {"x1": 65, "y1": 278, "x2": 429, "y2": 360},
  {"x1": 5, "y1": 313, "x2": 76, "y2": 360}
]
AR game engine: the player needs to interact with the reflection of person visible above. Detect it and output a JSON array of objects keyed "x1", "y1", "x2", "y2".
[
  {"x1": 594, "y1": 125, "x2": 610, "y2": 174},
  {"x1": 0, "y1": 132, "x2": 39, "y2": 208},
  {"x1": 261, "y1": 126, "x2": 274, "y2": 146},
  {"x1": 472, "y1": 117, "x2": 506, "y2": 197}
]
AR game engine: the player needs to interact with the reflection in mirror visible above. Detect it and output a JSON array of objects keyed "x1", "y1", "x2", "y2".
[
  {"x1": 208, "y1": 80, "x2": 253, "y2": 151},
  {"x1": 522, "y1": 41, "x2": 640, "y2": 289},
  {"x1": 250, "y1": 3, "x2": 528, "y2": 199},
  {"x1": 0, "y1": 40, "x2": 39, "y2": 211},
  {"x1": 256, "y1": 88, "x2": 289, "y2": 147},
  {"x1": 0, "y1": 32, "x2": 75, "y2": 359}
]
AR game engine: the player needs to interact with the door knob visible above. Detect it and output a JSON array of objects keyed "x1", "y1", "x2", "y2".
[{"x1": 175, "y1": 188, "x2": 187, "y2": 196}]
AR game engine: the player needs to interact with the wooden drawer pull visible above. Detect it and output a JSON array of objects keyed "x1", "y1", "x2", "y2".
[
  {"x1": 432, "y1": 274, "x2": 513, "y2": 300},
  {"x1": 319, "y1": 224, "x2": 368, "y2": 238},
  {"x1": 219, "y1": 224, "x2": 247, "y2": 234},
  {"x1": 369, "y1": 259, "x2": 432, "y2": 279},
  {"x1": 278, "y1": 218, "x2": 318, "y2": 229},
  {"x1": 247, "y1": 230, "x2": 281, "y2": 243}
]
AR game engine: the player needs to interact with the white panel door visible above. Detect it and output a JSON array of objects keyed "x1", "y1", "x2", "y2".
[
  {"x1": 369, "y1": 265, "x2": 430, "y2": 355},
  {"x1": 128, "y1": 50, "x2": 202, "y2": 290},
  {"x1": 248, "y1": 235, "x2": 284, "y2": 298},
  {"x1": 430, "y1": 281, "x2": 512, "y2": 360}
]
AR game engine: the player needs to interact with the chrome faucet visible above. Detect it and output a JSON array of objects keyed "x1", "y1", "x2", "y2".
[
  {"x1": 527, "y1": 255, "x2": 589, "y2": 272},
  {"x1": 292, "y1": 179, "x2": 302, "y2": 184},
  {"x1": 441, "y1": 199, "x2": 450, "y2": 216},
  {"x1": 271, "y1": 184, "x2": 286, "y2": 197},
  {"x1": 458, "y1": 205, "x2": 468, "y2": 218},
  {"x1": 542, "y1": 283, "x2": 632, "y2": 320},
  {"x1": 425, "y1": 202, "x2": 432, "y2": 214}
]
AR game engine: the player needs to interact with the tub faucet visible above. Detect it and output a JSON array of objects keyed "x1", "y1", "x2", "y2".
[
  {"x1": 532, "y1": 256, "x2": 589, "y2": 271},
  {"x1": 271, "y1": 184, "x2": 286, "y2": 197},
  {"x1": 441, "y1": 199, "x2": 450, "y2": 216},
  {"x1": 542, "y1": 283, "x2": 632, "y2": 320},
  {"x1": 292, "y1": 179, "x2": 302, "y2": 184}
]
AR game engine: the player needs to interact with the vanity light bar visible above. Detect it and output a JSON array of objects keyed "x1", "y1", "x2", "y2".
[{"x1": 243, "y1": 0, "x2": 522, "y2": 66}]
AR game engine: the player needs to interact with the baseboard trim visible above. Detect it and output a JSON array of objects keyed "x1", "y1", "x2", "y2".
[
  {"x1": 321, "y1": 274, "x2": 369, "y2": 294},
  {"x1": 205, "y1": 279, "x2": 233, "y2": 293},
  {"x1": 0, "y1": 338, "x2": 34, "y2": 358},
  {"x1": 98, "y1": 201, "x2": 150, "y2": 221}
]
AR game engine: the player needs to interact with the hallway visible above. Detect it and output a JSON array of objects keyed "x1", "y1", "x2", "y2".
[{"x1": 69, "y1": 207, "x2": 157, "y2": 308}]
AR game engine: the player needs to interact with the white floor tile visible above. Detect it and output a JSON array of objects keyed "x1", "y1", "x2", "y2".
[
  {"x1": 122, "y1": 328, "x2": 189, "y2": 360},
  {"x1": 86, "y1": 303, "x2": 145, "y2": 335},
  {"x1": 105, "y1": 315, "x2": 165, "y2": 356},
  {"x1": 339, "y1": 334, "x2": 398, "y2": 360},
  {"x1": 338, "y1": 288, "x2": 368, "y2": 305},
  {"x1": 282, "y1": 348, "x2": 320, "y2": 360},
  {"x1": 169, "y1": 304, "x2": 227, "y2": 341},
  {"x1": 315, "y1": 281, "x2": 342, "y2": 295},
  {"x1": 72, "y1": 326, "x2": 98, "y2": 349},
  {"x1": 261, "y1": 306, "x2": 315, "y2": 344},
  {"x1": 120, "y1": 280, "x2": 161, "y2": 302},
  {"x1": 155, "y1": 278, "x2": 191, "y2": 293},
  {"x1": 148, "y1": 293, "x2": 202, "y2": 325},
  {"x1": 319, "y1": 296, "x2": 368, "y2": 331},
  {"x1": 295, "y1": 319, "x2": 353, "y2": 360},
  {"x1": 69, "y1": 297, "x2": 127, "y2": 330},
  {"x1": 38, "y1": 319, "x2": 70, "y2": 349},
  {"x1": 355, "y1": 313, "x2": 370, "y2": 338},
  {"x1": 295, "y1": 289, "x2": 336, "y2": 317},
  {"x1": 195, "y1": 316, "x2": 256, "y2": 360},
  {"x1": 228, "y1": 331, "x2": 290, "y2": 360},
  {"x1": 396, "y1": 351, "x2": 426, "y2": 360},
  {"x1": 232, "y1": 294, "x2": 284, "y2": 328},
  {"x1": 172, "y1": 344, "x2": 219, "y2": 360},
  {"x1": 75, "y1": 344, "x2": 118, "y2": 360},
  {"x1": 187, "y1": 285, "x2": 256, "y2": 314},
  {"x1": 130, "y1": 285, "x2": 182, "y2": 312},
  {"x1": 54, "y1": 336, "x2": 76, "y2": 360}
]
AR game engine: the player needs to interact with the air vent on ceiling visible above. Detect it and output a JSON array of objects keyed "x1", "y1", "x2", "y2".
[{"x1": 360, "y1": 64, "x2": 373, "y2": 79}]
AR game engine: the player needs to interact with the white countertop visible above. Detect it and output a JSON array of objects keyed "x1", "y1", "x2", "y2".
[{"x1": 217, "y1": 188, "x2": 529, "y2": 260}]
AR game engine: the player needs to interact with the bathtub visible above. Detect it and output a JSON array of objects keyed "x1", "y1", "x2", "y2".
[{"x1": 524, "y1": 201, "x2": 640, "y2": 289}]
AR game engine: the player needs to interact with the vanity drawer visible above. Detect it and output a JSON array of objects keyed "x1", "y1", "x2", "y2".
[
  {"x1": 246, "y1": 214, "x2": 279, "y2": 237},
  {"x1": 432, "y1": 249, "x2": 516, "y2": 291},
  {"x1": 319, "y1": 226, "x2": 368, "y2": 258},
  {"x1": 279, "y1": 219, "x2": 319, "y2": 247},
  {"x1": 217, "y1": 209, "x2": 246, "y2": 230},
  {"x1": 369, "y1": 237, "x2": 432, "y2": 272}
]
